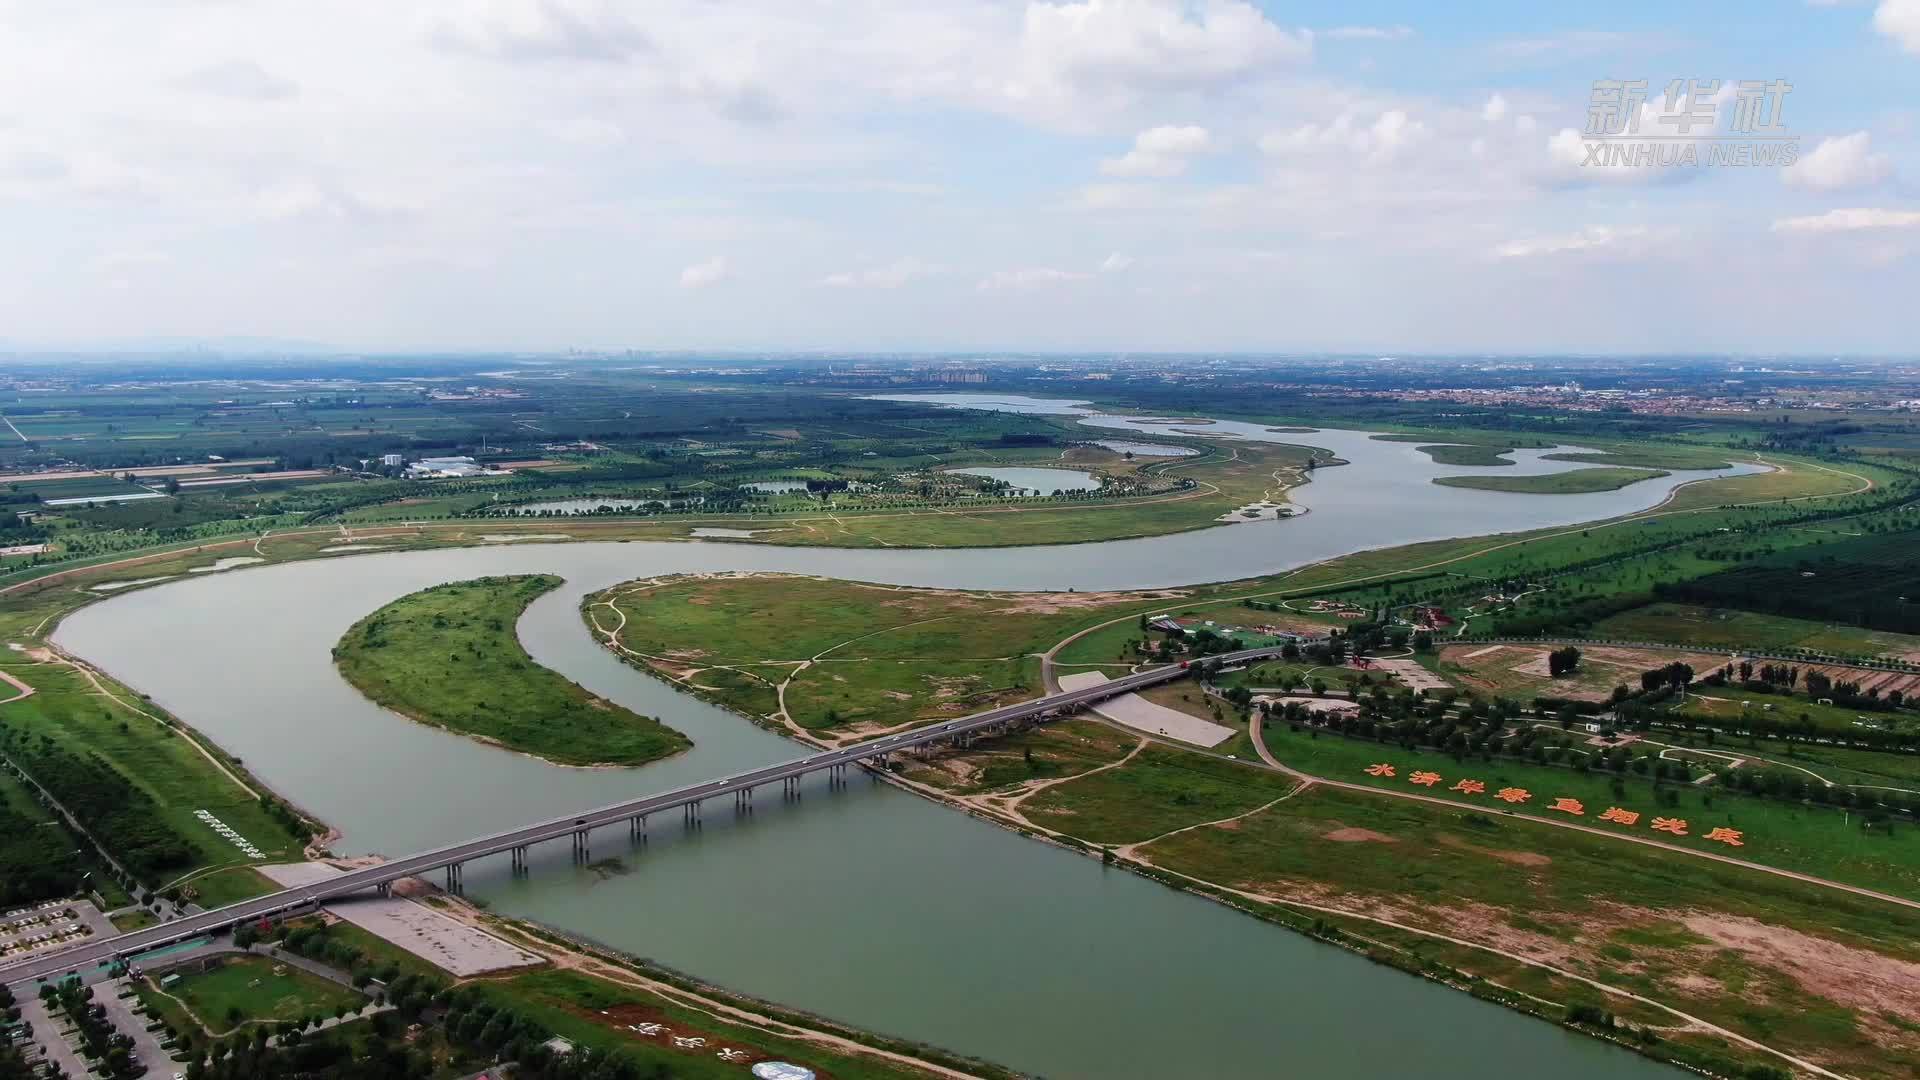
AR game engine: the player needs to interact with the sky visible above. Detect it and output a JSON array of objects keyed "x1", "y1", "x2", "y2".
[{"x1": 1, "y1": 0, "x2": 1918, "y2": 356}]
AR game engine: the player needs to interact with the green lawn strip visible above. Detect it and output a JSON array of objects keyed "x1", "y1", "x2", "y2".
[
  {"x1": 470, "y1": 968, "x2": 953, "y2": 1080},
  {"x1": 1141, "y1": 783, "x2": 1920, "y2": 1078},
  {"x1": 0, "y1": 661, "x2": 304, "y2": 882},
  {"x1": 681, "y1": 664, "x2": 784, "y2": 719},
  {"x1": 335, "y1": 574, "x2": 688, "y2": 767},
  {"x1": 1255, "y1": 721, "x2": 1920, "y2": 898},
  {"x1": 1712, "y1": 739, "x2": 1920, "y2": 790},
  {"x1": 164, "y1": 953, "x2": 366, "y2": 1034},
  {"x1": 1021, "y1": 746, "x2": 1299, "y2": 845},
  {"x1": 1434, "y1": 467, "x2": 1668, "y2": 495}
]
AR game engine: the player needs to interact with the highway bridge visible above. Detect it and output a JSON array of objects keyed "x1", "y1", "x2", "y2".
[{"x1": 1, "y1": 644, "x2": 1295, "y2": 988}]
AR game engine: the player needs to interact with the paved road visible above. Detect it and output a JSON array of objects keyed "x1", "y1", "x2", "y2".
[{"x1": 1, "y1": 647, "x2": 1290, "y2": 989}]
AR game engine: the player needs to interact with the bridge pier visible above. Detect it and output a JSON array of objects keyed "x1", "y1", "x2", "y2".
[
  {"x1": 629, "y1": 814, "x2": 646, "y2": 843},
  {"x1": 571, "y1": 830, "x2": 589, "y2": 863},
  {"x1": 510, "y1": 846, "x2": 528, "y2": 875},
  {"x1": 684, "y1": 801, "x2": 702, "y2": 827},
  {"x1": 375, "y1": 881, "x2": 391, "y2": 899},
  {"x1": 444, "y1": 863, "x2": 463, "y2": 893}
]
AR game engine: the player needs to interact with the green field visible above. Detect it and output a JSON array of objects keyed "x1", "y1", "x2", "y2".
[
  {"x1": 1021, "y1": 746, "x2": 1299, "y2": 843},
  {"x1": 1252, "y1": 720, "x2": 1920, "y2": 897},
  {"x1": 1134, "y1": 780, "x2": 1920, "y2": 1080},
  {"x1": 160, "y1": 953, "x2": 367, "y2": 1034},
  {"x1": 334, "y1": 575, "x2": 689, "y2": 766},
  {"x1": 589, "y1": 573, "x2": 1167, "y2": 733},
  {"x1": 1593, "y1": 602, "x2": 1920, "y2": 657},
  {"x1": 1434, "y1": 467, "x2": 1668, "y2": 494},
  {"x1": 1412, "y1": 443, "x2": 1515, "y2": 466}
]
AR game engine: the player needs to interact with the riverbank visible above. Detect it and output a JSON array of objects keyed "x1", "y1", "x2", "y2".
[
  {"x1": 333, "y1": 574, "x2": 689, "y2": 768},
  {"x1": 581, "y1": 570, "x2": 1920, "y2": 1078}
]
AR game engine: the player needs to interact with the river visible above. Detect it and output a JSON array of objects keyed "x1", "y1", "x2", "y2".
[{"x1": 55, "y1": 410, "x2": 1751, "y2": 1078}]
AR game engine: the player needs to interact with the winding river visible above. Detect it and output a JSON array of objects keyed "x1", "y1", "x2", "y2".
[{"x1": 54, "y1": 408, "x2": 1759, "y2": 1079}]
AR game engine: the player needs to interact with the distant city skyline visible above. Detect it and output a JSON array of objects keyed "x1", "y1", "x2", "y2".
[{"x1": 1, "y1": 1, "x2": 1917, "y2": 354}]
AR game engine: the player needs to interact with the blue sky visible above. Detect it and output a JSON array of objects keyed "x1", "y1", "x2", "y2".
[{"x1": 0, "y1": 1, "x2": 1916, "y2": 355}]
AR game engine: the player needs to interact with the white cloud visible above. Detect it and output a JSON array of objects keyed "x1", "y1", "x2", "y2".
[
  {"x1": 1772, "y1": 207, "x2": 1920, "y2": 232},
  {"x1": 178, "y1": 60, "x2": 298, "y2": 101},
  {"x1": 1099, "y1": 124, "x2": 1213, "y2": 177},
  {"x1": 1260, "y1": 109, "x2": 1428, "y2": 164},
  {"x1": 819, "y1": 258, "x2": 939, "y2": 288},
  {"x1": 1493, "y1": 224, "x2": 1651, "y2": 259},
  {"x1": 977, "y1": 266, "x2": 1090, "y2": 290},
  {"x1": 1099, "y1": 252, "x2": 1134, "y2": 272},
  {"x1": 1875, "y1": 0, "x2": 1920, "y2": 52},
  {"x1": 678, "y1": 255, "x2": 731, "y2": 288},
  {"x1": 1482, "y1": 93, "x2": 1509, "y2": 123},
  {"x1": 1784, "y1": 132, "x2": 1893, "y2": 190},
  {"x1": 1320, "y1": 25, "x2": 1413, "y2": 41},
  {"x1": 1023, "y1": 0, "x2": 1311, "y2": 87},
  {"x1": 427, "y1": 1, "x2": 653, "y2": 63}
]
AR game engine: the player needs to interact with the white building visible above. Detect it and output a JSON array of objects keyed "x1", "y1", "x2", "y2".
[{"x1": 380, "y1": 453, "x2": 405, "y2": 467}]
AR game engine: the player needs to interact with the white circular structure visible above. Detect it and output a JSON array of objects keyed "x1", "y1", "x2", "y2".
[{"x1": 751, "y1": 1064, "x2": 817, "y2": 1080}]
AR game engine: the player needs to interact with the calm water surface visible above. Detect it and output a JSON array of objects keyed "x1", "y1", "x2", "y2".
[{"x1": 58, "y1": 406, "x2": 1739, "y2": 1079}]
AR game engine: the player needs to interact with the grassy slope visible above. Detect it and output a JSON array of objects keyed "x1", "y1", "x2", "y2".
[
  {"x1": 335, "y1": 574, "x2": 689, "y2": 766},
  {"x1": 1594, "y1": 602, "x2": 1920, "y2": 657},
  {"x1": 1434, "y1": 467, "x2": 1669, "y2": 494}
]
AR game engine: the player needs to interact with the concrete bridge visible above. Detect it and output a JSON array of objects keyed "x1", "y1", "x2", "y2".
[{"x1": 0, "y1": 645, "x2": 1292, "y2": 989}]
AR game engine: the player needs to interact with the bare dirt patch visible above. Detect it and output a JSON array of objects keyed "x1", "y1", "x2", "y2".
[
  {"x1": 1324, "y1": 826, "x2": 1395, "y2": 843},
  {"x1": 1680, "y1": 914, "x2": 1920, "y2": 1024}
]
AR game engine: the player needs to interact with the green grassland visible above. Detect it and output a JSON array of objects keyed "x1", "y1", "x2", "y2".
[
  {"x1": 162, "y1": 953, "x2": 367, "y2": 1034},
  {"x1": 334, "y1": 575, "x2": 689, "y2": 766},
  {"x1": 1593, "y1": 602, "x2": 1920, "y2": 657},
  {"x1": 1434, "y1": 467, "x2": 1669, "y2": 494},
  {"x1": 1021, "y1": 745, "x2": 1300, "y2": 843},
  {"x1": 1134, "y1": 781, "x2": 1920, "y2": 1080},
  {"x1": 590, "y1": 573, "x2": 1169, "y2": 733},
  {"x1": 1412, "y1": 443, "x2": 1516, "y2": 466},
  {"x1": 1253, "y1": 720, "x2": 1920, "y2": 897}
]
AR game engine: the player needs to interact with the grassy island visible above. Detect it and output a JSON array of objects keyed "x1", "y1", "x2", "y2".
[
  {"x1": 1434, "y1": 466, "x2": 1667, "y2": 494},
  {"x1": 335, "y1": 575, "x2": 689, "y2": 766}
]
